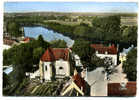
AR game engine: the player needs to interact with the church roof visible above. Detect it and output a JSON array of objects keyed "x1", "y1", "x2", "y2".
[
  {"x1": 41, "y1": 48, "x2": 69, "y2": 62},
  {"x1": 91, "y1": 44, "x2": 117, "y2": 54}
]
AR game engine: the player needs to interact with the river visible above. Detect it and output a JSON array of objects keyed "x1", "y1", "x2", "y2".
[{"x1": 23, "y1": 26, "x2": 74, "y2": 47}]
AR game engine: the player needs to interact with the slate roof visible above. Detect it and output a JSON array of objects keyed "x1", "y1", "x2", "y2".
[{"x1": 41, "y1": 48, "x2": 69, "y2": 62}]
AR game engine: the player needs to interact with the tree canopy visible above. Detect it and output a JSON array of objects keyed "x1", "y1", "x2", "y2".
[
  {"x1": 7, "y1": 22, "x2": 22, "y2": 37},
  {"x1": 50, "y1": 39, "x2": 67, "y2": 48},
  {"x1": 123, "y1": 48, "x2": 137, "y2": 81},
  {"x1": 3, "y1": 35, "x2": 50, "y2": 83},
  {"x1": 72, "y1": 39, "x2": 95, "y2": 68}
]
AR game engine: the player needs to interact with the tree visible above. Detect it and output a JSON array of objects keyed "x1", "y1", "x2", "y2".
[
  {"x1": 123, "y1": 48, "x2": 137, "y2": 81},
  {"x1": 73, "y1": 26, "x2": 89, "y2": 37},
  {"x1": 37, "y1": 35, "x2": 50, "y2": 49},
  {"x1": 121, "y1": 26, "x2": 137, "y2": 44},
  {"x1": 90, "y1": 54, "x2": 105, "y2": 70},
  {"x1": 3, "y1": 72, "x2": 10, "y2": 88},
  {"x1": 72, "y1": 39, "x2": 95, "y2": 68},
  {"x1": 33, "y1": 47, "x2": 45, "y2": 64},
  {"x1": 50, "y1": 40, "x2": 67, "y2": 48},
  {"x1": 103, "y1": 57, "x2": 114, "y2": 74},
  {"x1": 92, "y1": 16, "x2": 121, "y2": 42},
  {"x1": 7, "y1": 22, "x2": 21, "y2": 37}
]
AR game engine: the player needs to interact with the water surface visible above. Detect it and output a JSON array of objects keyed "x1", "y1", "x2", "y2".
[{"x1": 24, "y1": 26, "x2": 74, "y2": 47}]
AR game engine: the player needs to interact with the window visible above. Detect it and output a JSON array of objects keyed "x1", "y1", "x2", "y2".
[
  {"x1": 59, "y1": 67, "x2": 63, "y2": 70},
  {"x1": 45, "y1": 65, "x2": 47, "y2": 71}
]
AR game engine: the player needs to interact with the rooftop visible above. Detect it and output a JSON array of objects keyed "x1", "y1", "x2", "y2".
[
  {"x1": 108, "y1": 82, "x2": 136, "y2": 96},
  {"x1": 41, "y1": 48, "x2": 69, "y2": 62},
  {"x1": 91, "y1": 44, "x2": 117, "y2": 54},
  {"x1": 72, "y1": 73, "x2": 86, "y2": 92},
  {"x1": 23, "y1": 37, "x2": 34, "y2": 42}
]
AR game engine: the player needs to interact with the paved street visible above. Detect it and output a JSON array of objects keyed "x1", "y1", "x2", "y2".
[
  {"x1": 109, "y1": 63, "x2": 128, "y2": 83},
  {"x1": 85, "y1": 63, "x2": 128, "y2": 96},
  {"x1": 85, "y1": 67, "x2": 107, "y2": 96}
]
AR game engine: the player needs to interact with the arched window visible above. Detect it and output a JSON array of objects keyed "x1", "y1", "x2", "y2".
[{"x1": 59, "y1": 67, "x2": 63, "y2": 70}]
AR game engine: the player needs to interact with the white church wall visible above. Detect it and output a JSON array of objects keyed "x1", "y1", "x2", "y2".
[
  {"x1": 55, "y1": 59, "x2": 70, "y2": 76},
  {"x1": 43, "y1": 62, "x2": 52, "y2": 81}
]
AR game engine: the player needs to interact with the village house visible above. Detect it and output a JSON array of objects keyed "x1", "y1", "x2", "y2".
[
  {"x1": 20, "y1": 37, "x2": 34, "y2": 43},
  {"x1": 3, "y1": 37, "x2": 18, "y2": 46},
  {"x1": 39, "y1": 48, "x2": 73, "y2": 81},
  {"x1": 91, "y1": 44, "x2": 118, "y2": 65}
]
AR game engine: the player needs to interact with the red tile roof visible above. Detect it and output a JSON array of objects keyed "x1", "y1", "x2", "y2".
[
  {"x1": 108, "y1": 82, "x2": 136, "y2": 96},
  {"x1": 72, "y1": 73, "x2": 86, "y2": 92},
  {"x1": 41, "y1": 48, "x2": 69, "y2": 62},
  {"x1": 23, "y1": 37, "x2": 34, "y2": 42},
  {"x1": 91, "y1": 44, "x2": 117, "y2": 54}
]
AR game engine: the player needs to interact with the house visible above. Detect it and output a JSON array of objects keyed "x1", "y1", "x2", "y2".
[
  {"x1": 61, "y1": 69, "x2": 90, "y2": 96},
  {"x1": 21, "y1": 37, "x2": 34, "y2": 43},
  {"x1": 3, "y1": 65, "x2": 13, "y2": 75},
  {"x1": 108, "y1": 82, "x2": 136, "y2": 96},
  {"x1": 91, "y1": 44, "x2": 118, "y2": 65},
  {"x1": 39, "y1": 48, "x2": 73, "y2": 81},
  {"x1": 3, "y1": 37, "x2": 18, "y2": 46}
]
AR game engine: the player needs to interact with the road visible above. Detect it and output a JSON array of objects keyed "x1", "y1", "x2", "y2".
[{"x1": 85, "y1": 67, "x2": 107, "y2": 96}]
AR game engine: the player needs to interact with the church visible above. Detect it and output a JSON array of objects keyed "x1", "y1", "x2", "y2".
[{"x1": 39, "y1": 48, "x2": 73, "y2": 81}]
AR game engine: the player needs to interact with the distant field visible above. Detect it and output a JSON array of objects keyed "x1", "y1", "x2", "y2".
[
  {"x1": 121, "y1": 17, "x2": 137, "y2": 26},
  {"x1": 45, "y1": 18, "x2": 137, "y2": 26},
  {"x1": 44, "y1": 20, "x2": 81, "y2": 26},
  {"x1": 4, "y1": 12, "x2": 137, "y2": 17},
  {"x1": 44, "y1": 20, "x2": 92, "y2": 26},
  {"x1": 4, "y1": 12, "x2": 137, "y2": 26}
]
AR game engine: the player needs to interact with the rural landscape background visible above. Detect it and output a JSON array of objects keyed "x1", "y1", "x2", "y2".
[{"x1": 3, "y1": 1, "x2": 137, "y2": 96}]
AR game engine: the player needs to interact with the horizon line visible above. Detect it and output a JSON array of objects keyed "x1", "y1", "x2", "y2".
[{"x1": 4, "y1": 11, "x2": 137, "y2": 14}]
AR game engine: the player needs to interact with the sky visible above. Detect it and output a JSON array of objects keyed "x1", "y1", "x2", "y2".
[{"x1": 4, "y1": 2, "x2": 138, "y2": 13}]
